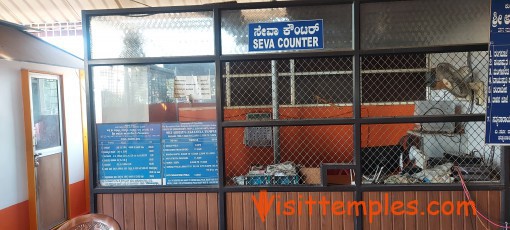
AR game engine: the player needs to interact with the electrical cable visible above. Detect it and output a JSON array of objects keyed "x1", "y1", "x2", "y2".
[
  {"x1": 467, "y1": 52, "x2": 475, "y2": 115},
  {"x1": 458, "y1": 133, "x2": 462, "y2": 153},
  {"x1": 63, "y1": 0, "x2": 81, "y2": 19},
  {"x1": 420, "y1": 106, "x2": 465, "y2": 156},
  {"x1": 129, "y1": 0, "x2": 151, "y2": 7},
  {"x1": 126, "y1": 13, "x2": 157, "y2": 17},
  {"x1": 419, "y1": 107, "x2": 450, "y2": 154},
  {"x1": 457, "y1": 167, "x2": 487, "y2": 229},
  {"x1": 470, "y1": 150, "x2": 486, "y2": 166},
  {"x1": 456, "y1": 166, "x2": 510, "y2": 229},
  {"x1": 489, "y1": 146, "x2": 495, "y2": 168}
]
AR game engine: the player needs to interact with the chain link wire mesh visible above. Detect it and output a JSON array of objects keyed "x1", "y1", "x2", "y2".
[
  {"x1": 223, "y1": 57, "x2": 355, "y2": 186},
  {"x1": 361, "y1": 122, "x2": 500, "y2": 184},
  {"x1": 225, "y1": 125, "x2": 353, "y2": 186},
  {"x1": 362, "y1": 51, "x2": 497, "y2": 184},
  {"x1": 224, "y1": 51, "x2": 496, "y2": 186},
  {"x1": 361, "y1": 51, "x2": 489, "y2": 117},
  {"x1": 223, "y1": 57, "x2": 353, "y2": 121},
  {"x1": 361, "y1": 53, "x2": 427, "y2": 110}
]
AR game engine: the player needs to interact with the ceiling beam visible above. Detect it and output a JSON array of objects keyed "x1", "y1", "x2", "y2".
[
  {"x1": 87, "y1": 0, "x2": 100, "y2": 10},
  {"x1": 129, "y1": 0, "x2": 152, "y2": 7},
  {"x1": 18, "y1": 0, "x2": 46, "y2": 23},
  {"x1": 114, "y1": 0, "x2": 123, "y2": 8},
  {"x1": 61, "y1": 0, "x2": 81, "y2": 21},
  {"x1": 68, "y1": 0, "x2": 87, "y2": 13},
  {"x1": 99, "y1": 0, "x2": 111, "y2": 9},
  {"x1": 33, "y1": 0, "x2": 59, "y2": 23},
  {"x1": 0, "y1": 0, "x2": 22, "y2": 24},
  {"x1": 49, "y1": 0, "x2": 74, "y2": 22},
  {"x1": 1, "y1": 0, "x2": 32, "y2": 24}
]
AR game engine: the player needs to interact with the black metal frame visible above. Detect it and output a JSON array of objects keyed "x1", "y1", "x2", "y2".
[{"x1": 82, "y1": 0, "x2": 509, "y2": 229}]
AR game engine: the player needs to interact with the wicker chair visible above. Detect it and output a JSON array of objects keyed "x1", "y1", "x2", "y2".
[{"x1": 58, "y1": 214, "x2": 121, "y2": 230}]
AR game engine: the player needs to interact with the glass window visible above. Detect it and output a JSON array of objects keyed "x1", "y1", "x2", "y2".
[
  {"x1": 92, "y1": 63, "x2": 218, "y2": 186},
  {"x1": 89, "y1": 12, "x2": 214, "y2": 59},
  {"x1": 221, "y1": 4, "x2": 353, "y2": 54},
  {"x1": 361, "y1": 0, "x2": 489, "y2": 49},
  {"x1": 31, "y1": 77, "x2": 61, "y2": 150}
]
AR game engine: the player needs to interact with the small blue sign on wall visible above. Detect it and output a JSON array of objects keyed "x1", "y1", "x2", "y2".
[
  {"x1": 486, "y1": 0, "x2": 510, "y2": 144},
  {"x1": 248, "y1": 19, "x2": 324, "y2": 52}
]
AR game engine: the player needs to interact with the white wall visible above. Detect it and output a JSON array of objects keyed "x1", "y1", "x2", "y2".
[
  {"x1": 62, "y1": 71, "x2": 85, "y2": 184},
  {"x1": 0, "y1": 59, "x2": 84, "y2": 210}
]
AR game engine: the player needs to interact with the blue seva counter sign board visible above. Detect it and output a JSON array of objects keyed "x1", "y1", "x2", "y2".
[
  {"x1": 97, "y1": 122, "x2": 218, "y2": 186},
  {"x1": 486, "y1": 0, "x2": 510, "y2": 144},
  {"x1": 249, "y1": 19, "x2": 324, "y2": 52}
]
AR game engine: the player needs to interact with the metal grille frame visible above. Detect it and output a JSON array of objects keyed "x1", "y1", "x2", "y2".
[{"x1": 82, "y1": 0, "x2": 510, "y2": 229}]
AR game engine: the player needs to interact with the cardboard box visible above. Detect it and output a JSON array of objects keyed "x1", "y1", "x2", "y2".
[
  {"x1": 300, "y1": 167, "x2": 354, "y2": 185},
  {"x1": 300, "y1": 168, "x2": 321, "y2": 185},
  {"x1": 327, "y1": 169, "x2": 353, "y2": 185}
]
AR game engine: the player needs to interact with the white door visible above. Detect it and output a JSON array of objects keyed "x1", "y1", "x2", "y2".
[{"x1": 23, "y1": 71, "x2": 68, "y2": 230}]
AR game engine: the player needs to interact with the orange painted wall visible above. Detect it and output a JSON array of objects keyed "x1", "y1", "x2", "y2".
[
  {"x1": 0, "y1": 180, "x2": 88, "y2": 230},
  {"x1": 361, "y1": 105, "x2": 416, "y2": 147},
  {"x1": 173, "y1": 104, "x2": 415, "y2": 180},
  {"x1": 223, "y1": 105, "x2": 415, "y2": 179},
  {"x1": 69, "y1": 180, "x2": 88, "y2": 218},
  {"x1": 0, "y1": 201, "x2": 29, "y2": 230},
  {"x1": 179, "y1": 106, "x2": 217, "y2": 121}
]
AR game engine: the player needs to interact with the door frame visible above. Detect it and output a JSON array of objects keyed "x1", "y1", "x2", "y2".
[
  {"x1": 21, "y1": 69, "x2": 71, "y2": 230},
  {"x1": 78, "y1": 70, "x2": 91, "y2": 214}
]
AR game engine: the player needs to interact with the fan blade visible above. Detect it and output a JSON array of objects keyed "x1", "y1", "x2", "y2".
[
  {"x1": 457, "y1": 66, "x2": 472, "y2": 80},
  {"x1": 435, "y1": 63, "x2": 456, "y2": 80},
  {"x1": 442, "y1": 79, "x2": 453, "y2": 89},
  {"x1": 434, "y1": 63, "x2": 470, "y2": 98}
]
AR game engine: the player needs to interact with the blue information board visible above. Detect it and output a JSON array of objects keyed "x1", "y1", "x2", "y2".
[
  {"x1": 486, "y1": 0, "x2": 510, "y2": 144},
  {"x1": 248, "y1": 19, "x2": 324, "y2": 52},
  {"x1": 97, "y1": 122, "x2": 219, "y2": 186},
  {"x1": 162, "y1": 122, "x2": 218, "y2": 185},
  {"x1": 98, "y1": 123, "x2": 162, "y2": 186}
]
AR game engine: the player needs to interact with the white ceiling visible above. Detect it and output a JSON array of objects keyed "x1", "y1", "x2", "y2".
[{"x1": 0, "y1": 0, "x2": 273, "y2": 25}]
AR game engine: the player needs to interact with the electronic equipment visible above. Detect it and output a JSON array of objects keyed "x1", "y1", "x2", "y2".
[
  {"x1": 361, "y1": 145, "x2": 402, "y2": 176},
  {"x1": 406, "y1": 130, "x2": 461, "y2": 158},
  {"x1": 444, "y1": 152, "x2": 482, "y2": 166},
  {"x1": 414, "y1": 100, "x2": 456, "y2": 133},
  {"x1": 445, "y1": 152, "x2": 497, "y2": 181},
  {"x1": 244, "y1": 113, "x2": 272, "y2": 147},
  {"x1": 456, "y1": 165, "x2": 496, "y2": 181}
]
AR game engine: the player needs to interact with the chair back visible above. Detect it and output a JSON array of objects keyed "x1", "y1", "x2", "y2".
[{"x1": 57, "y1": 214, "x2": 120, "y2": 230}]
